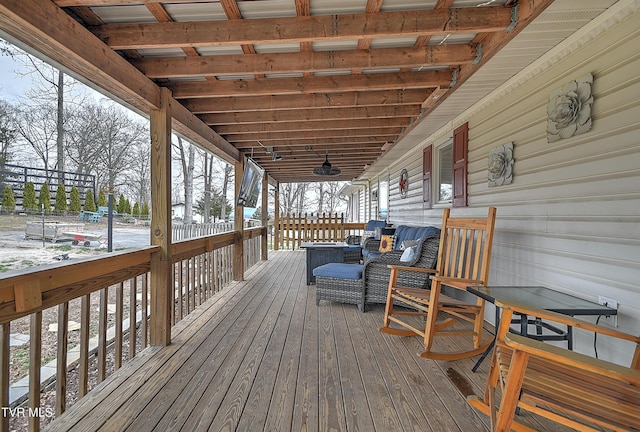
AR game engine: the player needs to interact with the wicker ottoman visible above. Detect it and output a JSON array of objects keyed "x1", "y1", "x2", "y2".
[{"x1": 312, "y1": 263, "x2": 364, "y2": 312}]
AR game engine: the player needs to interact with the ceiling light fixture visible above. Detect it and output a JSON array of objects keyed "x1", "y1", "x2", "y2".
[
  {"x1": 257, "y1": 141, "x2": 284, "y2": 161},
  {"x1": 313, "y1": 152, "x2": 341, "y2": 176}
]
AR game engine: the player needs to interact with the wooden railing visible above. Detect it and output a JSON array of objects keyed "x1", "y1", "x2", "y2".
[
  {"x1": 0, "y1": 247, "x2": 158, "y2": 431},
  {"x1": 172, "y1": 222, "x2": 234, "y2": 241},
  {"x1": 0, "y1": 226, "x2": 267, "y2": 431},
  {"x1": 275, "y1": 213, "x2": 366, "y2": 250},
  {"x1": 172, "y1": 220, "x2": 262, "y2": 242}
]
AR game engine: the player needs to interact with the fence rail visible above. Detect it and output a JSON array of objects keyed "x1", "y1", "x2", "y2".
[{"x1": 275, "y1": 213, "x2": 366, "y2": 250}]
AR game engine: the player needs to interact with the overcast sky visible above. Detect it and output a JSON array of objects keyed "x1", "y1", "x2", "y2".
[{"x1": 0, "y1": 53, "x2": 32, "y2": 101}]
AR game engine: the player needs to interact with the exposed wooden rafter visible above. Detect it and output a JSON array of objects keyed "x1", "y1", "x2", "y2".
[
  {"x1": 89, "y1": 7, "x2": 514, "y2": 49},
  {"x1": 14, "y1": 0, "x2": 555, "y2": 183}
]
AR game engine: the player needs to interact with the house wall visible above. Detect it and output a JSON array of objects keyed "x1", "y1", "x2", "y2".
[{"x1": 382, "y1": 4, "x2": 640, "y2": 365}]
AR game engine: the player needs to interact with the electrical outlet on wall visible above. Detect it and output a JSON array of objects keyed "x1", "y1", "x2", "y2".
[{"x1": 598, "y1": 296, "x2": 619, "y2": 327}]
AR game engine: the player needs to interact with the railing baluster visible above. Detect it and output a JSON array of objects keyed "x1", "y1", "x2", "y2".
[
  {"x1": 129, "y1": 277, "x2": 137, "y2": 359},
  {"x1": 196, "y1": 255, "x2": 201, "y2": 306},
  {"x1": 29, "y1": 311, "x2": 42, "y2": 432},
  {"x1": 115, "y1": 282, "x2": 124, "y2": 370},
  {"x1": 79, "y1": 294, "x2": 90, "y2": 397},
  {"x1": 98, "y1": 288, "x2": 107, "y2": 383},
  {"x1": 56, "y1": 302, "x2": 69, "y2": 415},
  {"x1": 184, "y1": 258, "x2": 190, "y2": 315},
  {"x1": 142, "y1": 274, "x2": 148, "y2": 348},
  {"x1": 190, "y1": 257, "x2": 196, "y2": 311},
  {"x1": 177, "y1": 261, "x2": 183, "y2": 322}
]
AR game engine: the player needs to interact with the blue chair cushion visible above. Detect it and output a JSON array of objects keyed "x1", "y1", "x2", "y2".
[
  {"x1": 363, "y1": 249, "x2": 382, "y2": 260},
  {"x1": 313, "y1": 263, "x2": 363, "y2": 280},
  {"x1": 393, "y1": 225, "x2": 440, "y2": 250},
  {"x1": 365, "y1": 220, "x2": 387, "y2": 231}
]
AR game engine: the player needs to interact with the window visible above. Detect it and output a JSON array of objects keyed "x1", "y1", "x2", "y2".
[
  {"x1": 423, "y1": 122, "x2": 468, "y2": 208},
  {"x1": 438, "y1": 143, "x2": 453, "y2": 203},
  {"x1": 378, "y1": 178, "x2": 388, "y2": 219}
]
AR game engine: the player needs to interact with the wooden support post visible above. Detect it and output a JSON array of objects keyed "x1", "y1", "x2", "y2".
[
  {"x1": 274, "y1": 183, "x2": 280, "y2": 250},
  {"x1": 261, "y1": 174, "x2": 268, "y2": 260},
  {"x1": 233, "y1": 158, "x2": 244, "y2": 281},
  {"x1": 150, "y1": 87, "x2": 173, "y2": 346}
]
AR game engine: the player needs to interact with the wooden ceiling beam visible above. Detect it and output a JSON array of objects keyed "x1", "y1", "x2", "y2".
[
  {"x1": 203, "y1": 105, "x2": 419, "y2": 125},
  {"x1": 244, "y1": 153, "x2": 384, "y2": 163},
  {"x1": 91, "y1": 7, "x2": 513, "y2": 49},
  {"x1": 55, "y1": 0, "x2": 195, "y2": 5},
  {"x1": 133, "y1": 45, "x2": 477, "y2": 78},
  {"x1": 233, "y1": 137, "x2": 390, "y2": 148},
  {"x1": 227, "y1": 128, "x2": 401, "y2": 142},
  {"x1": 182, "y1": 89, "x2": 433, "y2": 113},
  {"x1": 255, "y1": 154, "x2": 380, "y2": 163},
  {"x1": 213, "y1": 118, "x2": 411, "y2": 134},
  {"x1": 169, "y1": 70, "x2": 453, "y2": 98}
]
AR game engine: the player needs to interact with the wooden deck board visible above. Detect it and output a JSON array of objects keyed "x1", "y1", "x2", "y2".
[{"x1": 47, "y1": 250, "x2": 537, "y2": 432}]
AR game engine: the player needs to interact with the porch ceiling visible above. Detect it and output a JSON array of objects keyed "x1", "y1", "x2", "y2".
[{"x1": 0, "y1": 0, "x2": 617, "y2": 183}]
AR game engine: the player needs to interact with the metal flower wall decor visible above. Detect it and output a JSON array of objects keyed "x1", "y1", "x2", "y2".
[
  {"x1": 488, "y1": 142, "x2": 514, "y2": 187},
  {"x1": 547, "y1": 73, "x2": 594, "y2": 143}
]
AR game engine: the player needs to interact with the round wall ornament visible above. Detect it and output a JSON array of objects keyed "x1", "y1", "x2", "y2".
[{"x1": 399, "y1": 169, "x2": 409, "y2": 198}]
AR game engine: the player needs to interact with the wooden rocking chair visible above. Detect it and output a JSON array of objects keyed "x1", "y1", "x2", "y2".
[{"x1": 380, "y1": 207, "x2": 497, "y2": 360}]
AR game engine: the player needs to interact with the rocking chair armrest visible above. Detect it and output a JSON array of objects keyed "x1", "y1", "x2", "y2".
[
  {"x1": 431, "y1": 276, "x2": 483, "y2": 288},
  {"x1": 496, "y1": 299, "x2": 640, "y2": 346},
  {"x1": 503, "y1": 332, "x2": 640, "y2": 385},
  {"x1": 386, "y1": 264, "x2": 436, "y2": 274}
]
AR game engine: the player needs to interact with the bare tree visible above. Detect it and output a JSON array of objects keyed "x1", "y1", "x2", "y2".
[
  {"x1": 65, "y1": 104, "x2": 106, "y2": 176},
  {"x1": 221, "y1": 162, "x2": 232, "y2": 220},
  {"x1": 279, "y1": 183, "x2": 309, "y2": 215},
  {"x1": 93, "y1": 104, "x2": 148, "y2": 193},
  {"x1": 126, "y1": 140, "x2": 151, "y2": 209},
  {"x1": 173, "y1": 136, "x2": 196, "y2": 223},
  {"x1": 14, "y1": 50, "x2": 85, "y2": 180},
  {"x1": 0, "y1": 100, "x2": 17, "y2": 164},
  {"x1": 15, "y1": 104, "x2": 58, "y2": 176},
  {"x1": 196, "y1": 151, "x2": 233, "y2": 222},
  {"x1": 201, "y1": 151, "x2": 213, "y2": 222},
  {"x1": 321, "y1": 181, "x2": 347, "y2": 214}
]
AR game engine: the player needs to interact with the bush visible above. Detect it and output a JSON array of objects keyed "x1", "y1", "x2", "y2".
[
  {"x1": 97, "y1": 189, "x2": 108, "y2": 208},
  {"x1": 69, "y1": 186, "x2": 81, "y2": 212},
  {"x1": 141, "y1": 202, "x2": 149, "y2": 217},
  {"x1": 1, "y1": 186, "x2": 15, "y2": 213},
  {"x1": 22, "y1": 182, "x2": 38, "y2": 211},
  {"x1": 84, "y1": 190, "x2": 97, "y2": 212},
  {"x1": 132, "y1": 202, "x2": 140, "y2": 217},
  {"x1": 117, "y1": 194, "x2": 126, "y2": 214},
  {"x1": 39, "y1": 182, "x2": 51, "y2": 213},
  {"x1": 55, "y1": 183, "x2": 67, "y2": 212}
]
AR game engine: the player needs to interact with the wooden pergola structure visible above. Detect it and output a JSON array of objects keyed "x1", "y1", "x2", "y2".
[{"x1": 0, "y1": 0, "x2": 554, "y2": 182}]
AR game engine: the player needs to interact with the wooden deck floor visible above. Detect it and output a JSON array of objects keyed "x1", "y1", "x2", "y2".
[{"x1": 46, "y1": 250, "x2": 552, "y2": 432}]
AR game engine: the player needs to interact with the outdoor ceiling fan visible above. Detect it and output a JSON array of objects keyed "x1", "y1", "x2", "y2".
[{"x1": 312, "y1": 152, "x2": 341, "y2": 177}]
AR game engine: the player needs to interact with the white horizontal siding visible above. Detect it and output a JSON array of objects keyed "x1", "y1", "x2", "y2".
[{"x1": 380, "y1": 4, "x2": 640, "y2": 365}]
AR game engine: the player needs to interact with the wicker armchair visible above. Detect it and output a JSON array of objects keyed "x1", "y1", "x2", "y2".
[{"x1": 362, "y1": 234, "x2": 440, "y2": 308}]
